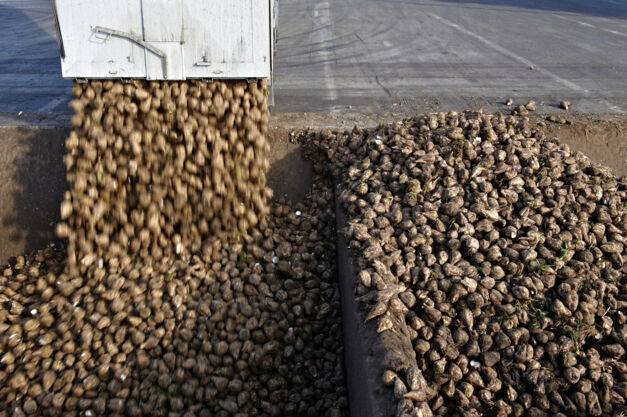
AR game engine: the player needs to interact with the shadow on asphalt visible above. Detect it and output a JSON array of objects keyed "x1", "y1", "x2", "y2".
[
  {"x1": 434, "y1": 0, "x2": 627, "y2": 19},
  {"x1": 0, "y1": 2, "x2": 71, "y2": 263},
  {"x1": 0, "y1": 127, "x2": 69, "y2": 264}
]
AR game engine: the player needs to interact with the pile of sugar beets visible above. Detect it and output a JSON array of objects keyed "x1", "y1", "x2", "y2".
[
  {"x1": 305, "y1": 110, "x2": 626, "y2": 417},
  {"x1": 0, "y1": 80, "x2": 348, "y2": 417}
]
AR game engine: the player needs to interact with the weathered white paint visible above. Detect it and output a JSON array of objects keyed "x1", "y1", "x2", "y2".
[
  {"x1": 145, "y1": 42, "x2": 184, "y2": 80},
  {"x1": 182, "y1": 0, "x2": 270, "y2": 79},
  {"x1": 141, "y1": 0, "x2": 183, "y2": 42},
  {"x1": 54, "y1": 0, "x2": 273, "y2": 80},
  {"x1": 56, "y1": 0, "x2": 147, "y2": 78}
]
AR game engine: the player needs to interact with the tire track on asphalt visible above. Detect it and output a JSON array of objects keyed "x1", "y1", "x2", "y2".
[
  {"x1": 554, "y1": 14, "x2": 627, "y2": 38},
  {"x1": 427, "y1": 12, "x2": 625, "y2": 113},
  {"x1": 428, "y1": 12, "x2": 586, "y2": 93},
  {"x1": 354, "y1": 32, "x2": 393, "y2": 98}
]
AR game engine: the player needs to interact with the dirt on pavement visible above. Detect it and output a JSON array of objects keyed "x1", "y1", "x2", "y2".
[
  {"x1": 0, "y1": 126, "x2": 68, "y2": 264},
  {"x1": 540, "y1": 115, "x2": 626, "y2": 177}
]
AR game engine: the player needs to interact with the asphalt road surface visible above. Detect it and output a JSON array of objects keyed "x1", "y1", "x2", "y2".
[
  {"x1": 0, "y1": 0, "x2": 73, "y2": 125},
  {"x1": 0, "y1": 0, "x2": 626, "y2": 121},
  {"x1": 274, "y1": 0, "x2": 627, "y2": 114}
]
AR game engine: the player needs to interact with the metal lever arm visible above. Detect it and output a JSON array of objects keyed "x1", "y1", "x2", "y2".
[{"x1": 93, "y1": 26, "x2": 168, "y2": 78}]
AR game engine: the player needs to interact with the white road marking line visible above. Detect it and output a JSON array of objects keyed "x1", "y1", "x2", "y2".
[
  {"x1": 428, "y1": 12, "x2": 624, "y2": 113},
  {"x1": 555, "y1": 15, "x2": 627, "y2": 38},
  {"x1": 606, "y1": 29, "x2": 626, "y2": 37},
  {"x1": 576, "y1": 21, "x2": 594, "y2": 28},
  {"x1": 313, "y1": 1, "x2": 338, "y2": 104},
  {"x1": 38, "y1": 96, "x2": 66, "y2": 113},
  {"x1": 428, "y1": 12, "x2": 586, "y2": 93}
]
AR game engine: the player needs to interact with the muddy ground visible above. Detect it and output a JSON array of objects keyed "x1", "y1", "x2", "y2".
[{"x1": 0, "y1": 112, "x2": 625, "y2": 265}]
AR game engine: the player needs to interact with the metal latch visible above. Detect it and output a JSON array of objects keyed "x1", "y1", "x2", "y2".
[{"x1": 195, "y1": 56, "x2": 212, "y2": 67}]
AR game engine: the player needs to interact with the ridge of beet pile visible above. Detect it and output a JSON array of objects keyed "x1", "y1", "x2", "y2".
[
  {"x1": 302, "y1": 110, "x2": 626, "y2": 417},
  {"x1": 0, "y1": 80, "x2": 348, "y2": 417}
]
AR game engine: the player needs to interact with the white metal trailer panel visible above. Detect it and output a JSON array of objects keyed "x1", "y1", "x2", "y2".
[{"x1": 52, "y1": 0, "x2": 274, "y2": 80}]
